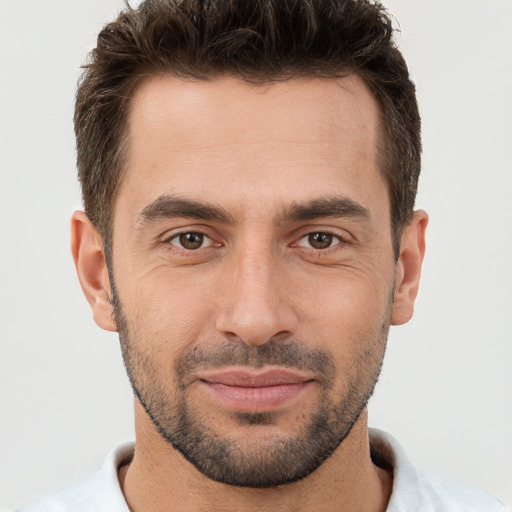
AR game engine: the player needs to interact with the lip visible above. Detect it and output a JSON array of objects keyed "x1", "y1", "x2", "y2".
[{"x1": 198, "y1": 368, "x2": 315, "y2": 412}]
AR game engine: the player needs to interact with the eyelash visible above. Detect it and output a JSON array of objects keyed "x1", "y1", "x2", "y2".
[
  {"x1": 292, "y1": 231, "x2": 350, "y2": 252},
  {"x1": 160, "y1": 229, "x2": 350, "y2": 255},
  {"x1": 161, "y1": 230, "x2": 219, "y2": 251}
]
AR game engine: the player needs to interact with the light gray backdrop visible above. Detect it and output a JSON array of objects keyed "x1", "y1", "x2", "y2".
[{"x1": 1, "y1": 0, "x2": 511, "y2": 509}]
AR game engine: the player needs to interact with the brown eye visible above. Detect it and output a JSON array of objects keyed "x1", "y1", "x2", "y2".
[
  {"x1": 175, "y1": 232, "x2": 206, "y2": 250},
  {"x1": 307, "y1": 232, "x2": 334, "y2": 249}
]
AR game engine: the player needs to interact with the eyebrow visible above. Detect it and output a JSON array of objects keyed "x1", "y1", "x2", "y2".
[
  {"x1": 136, "y1": 194, "x2": 370, "y2": 227},
  {"x1": 136, "y1": 195, "x2": 235, "y2": 226},
  {"x1": 279, "y1": 196, "x2": 370, "y2": 223}
]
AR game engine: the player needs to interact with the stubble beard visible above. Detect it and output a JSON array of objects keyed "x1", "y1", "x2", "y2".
[{"x1": 111, "y1": 283, "x2": 390, "y2": 488}]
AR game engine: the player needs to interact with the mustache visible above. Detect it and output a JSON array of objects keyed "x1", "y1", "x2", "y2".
[{"x1": 175, "y1": 338, "x2": 336, "y2": 388}]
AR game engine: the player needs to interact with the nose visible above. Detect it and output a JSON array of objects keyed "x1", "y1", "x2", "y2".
[{"x1": 215, "y1": 249, "x2": 299, "y2": 346}]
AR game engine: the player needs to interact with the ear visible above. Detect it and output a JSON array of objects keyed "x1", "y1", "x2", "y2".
[
  {"x1": 391, "y1": 210, "x2": 428, "y2": 326},
  {"x1": 70, "y1": 211, "x2": 117, "y2": 332}
]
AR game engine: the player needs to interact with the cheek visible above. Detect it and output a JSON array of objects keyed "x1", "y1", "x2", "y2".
[
  {"x1": 296, "y1": 264, "x2": 393, "y2": 352},
  {"x1": 119, "y1": 270, "x2": 218, "y2": 356}
]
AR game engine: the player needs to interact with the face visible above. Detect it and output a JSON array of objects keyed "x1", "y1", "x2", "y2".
[{"x1": 110, "y1": 75, "x2": 398, "y2": 487}]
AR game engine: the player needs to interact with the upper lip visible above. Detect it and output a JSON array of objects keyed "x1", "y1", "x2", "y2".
[{"x1": 199, "y1": 368, "x2": 314, "y2": 387}]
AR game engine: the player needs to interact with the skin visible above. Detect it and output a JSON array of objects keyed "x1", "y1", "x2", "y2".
[{"x1": 71, "y1": 75, "x2": 427, "y2": 512}]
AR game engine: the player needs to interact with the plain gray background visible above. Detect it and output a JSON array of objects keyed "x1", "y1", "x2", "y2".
[{"x1": 1, "y1": 0, "x2": 511, "y2": 509}]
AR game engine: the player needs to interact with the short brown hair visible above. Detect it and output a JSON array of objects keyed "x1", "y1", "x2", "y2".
[{"x1": 75, "y1": 0, "x2": 421, "y2": 258}]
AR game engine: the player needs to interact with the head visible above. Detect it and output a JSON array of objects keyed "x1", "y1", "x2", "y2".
[{"x1": 72, "y1": 0, "x2": 427, "y2": 489}]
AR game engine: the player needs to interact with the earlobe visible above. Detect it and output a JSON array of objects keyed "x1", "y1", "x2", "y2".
[
  {"x1": 390, "y1": 210, "x2": 428, "y2": 326},
  {"x1": 70, "y1": 211, "x2": 117, "y2": 332}
]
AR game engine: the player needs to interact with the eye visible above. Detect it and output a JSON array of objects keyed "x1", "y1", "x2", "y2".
[
  {"x1": 296, "y1": 232, "x2": 342, "y2": 250},
  {"x1": 169, "y1": 232, "x2": 211, "y2": 250}
]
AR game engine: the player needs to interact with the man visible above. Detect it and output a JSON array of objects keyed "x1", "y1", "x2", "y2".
[{"x1": 13, "y1": 0, "x2": 507, "y2": 511}]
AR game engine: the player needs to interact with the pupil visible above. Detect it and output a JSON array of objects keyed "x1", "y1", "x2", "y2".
[
  {"x1": 180, "y1": 232, "x2": 203, "y2": 249},
  {"x1": 309, "y1": 232, "x2": 332, "y2": 249}
]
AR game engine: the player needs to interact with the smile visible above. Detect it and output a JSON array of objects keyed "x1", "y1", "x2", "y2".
[{"x1": 198, "y1": 368, "x2": 315, "y2": 412}]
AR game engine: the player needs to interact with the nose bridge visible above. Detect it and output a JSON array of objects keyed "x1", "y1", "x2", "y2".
[
  {"x1": 238, "y1": 247, "x2": 273, "y2": 298},
  {"x1": 215, "y1": 238, "x2": 298, "y2": 346}
]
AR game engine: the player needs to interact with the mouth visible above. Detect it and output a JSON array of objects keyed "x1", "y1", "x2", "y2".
[{"x1": 197, "y1": 368, "x2": 315, "y2": 413}]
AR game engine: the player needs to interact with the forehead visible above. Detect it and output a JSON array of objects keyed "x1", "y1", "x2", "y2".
[{"x1": 120, "y1": 74, "x2": 385, "y2": 216}]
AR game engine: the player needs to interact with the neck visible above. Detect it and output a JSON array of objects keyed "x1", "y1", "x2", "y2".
[{"x1": 120, "y1": 402, "x2": 392, "y2": 512}]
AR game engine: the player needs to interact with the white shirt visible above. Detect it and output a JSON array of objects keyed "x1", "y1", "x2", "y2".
[{"x1": 14, "y1": 429, "x2": 507, "y2": 511}]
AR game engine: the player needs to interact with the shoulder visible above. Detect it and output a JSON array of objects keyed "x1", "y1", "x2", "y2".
[
  {"x1": 12, "y1": 442, "x2": 134, "y2": 512},
  {"x1": 369, "y1": 428, "x2": 508, "y2": 512},
  {"x1": 410, "y1": 469, "x2": 509, "y2": 512},
  {"x1": 12, "y1": 473, "x2": 100, "y2": 512}
]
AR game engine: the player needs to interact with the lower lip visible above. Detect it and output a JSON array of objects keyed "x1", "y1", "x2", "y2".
[{"x1": 201, "y1": 381, "x2": 312, "y2": 412}]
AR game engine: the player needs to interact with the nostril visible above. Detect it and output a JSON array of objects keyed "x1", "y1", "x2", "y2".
[{"x1": 215, "y1": 318, "x2": 297, "y2": 348}]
